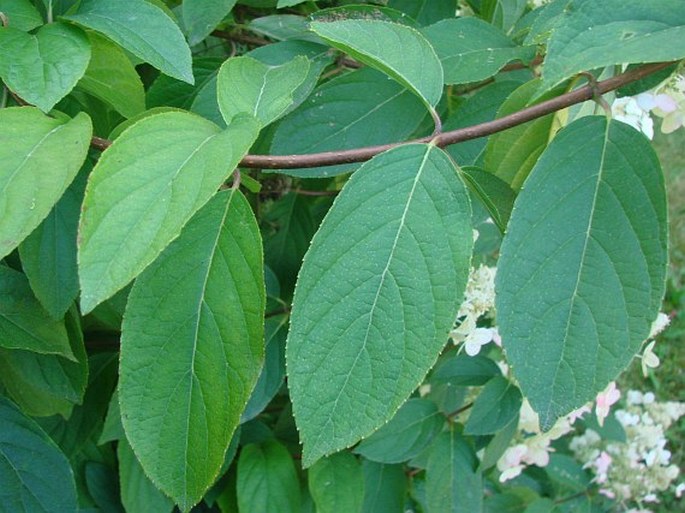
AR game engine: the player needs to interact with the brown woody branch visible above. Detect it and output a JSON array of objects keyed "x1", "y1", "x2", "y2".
[{"x1": 89, "y1": 62, "x2": 675, "y2": 168}]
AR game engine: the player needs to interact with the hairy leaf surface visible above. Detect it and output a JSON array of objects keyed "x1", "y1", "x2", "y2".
[
  {"x1": 78, "y1": 111, "x2": 259, "y2": 312},
  {"x1": 287, "y1": 144, "x2": 472, "y2": 466},
  {"x1": 120, "y1": 190, "x2": 264, "y2": 510},
  {"x1": 496, "y1": 117, "x2": 668, "y2": 429}
]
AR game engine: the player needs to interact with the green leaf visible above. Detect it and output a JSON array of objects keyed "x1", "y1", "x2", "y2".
[
  {"x1": 118, "y1": 440, "x2": 174, "y2": 513},
  {"x1": 0, "y1": 0, "x2": 42, "y2": 31},
  {"x1": 237, "y1": 440, "x2": 301, "y2": 513},
  {"x1": 426, "y1": 430, "x2": 483, "y2": 513},
  {"x1": 422, "y1": 18, "x2": 536, "y2": 85},
  {"x1": 465, "y1": 377, "x2": 522, "y2": 435},
  {"x1": 0, "y1": 107, "x2": 91, "y2": 259},
  {"x1": 461, "y1": 166, "x2": 516, "y2": 233},
  {"x1": 249, "y1": 14, "x2": 321, "y2": 43},
  {"x1": 0, "y1": 266, "x2": 72, "y2": 358},
  {"x1": 541, "y1": 0, "x2": 685, "y2": 90},
  {"x1": 387, "y1": 0, "x2": 459, "y2": 26},
  {"x1": 484, "y1": 79, "x2": 563, "y2": 190},
  {"x1": 189, "y1": 74, "x2": 225, "y2": 126},
  {"x1": 287, "y1": 144, "x2": 473, "y2": 466},
  {"x1": 76, "y1": 31, "x2": 145, "y2": 118},
  {"x1": 309, "y1": 452, "x2": 364, "y2": 513},
  {"x1": 78, "y1": 111, "x2": 259, "y2": 312},
  {"x1": 430, "y1": 353, "x2": 501, "y2": 387},
  {"x1": 480, "y1": 414, "x2": 519, "y2": 470},
  {"x1": 99, "y1": 389, "x2": 124, "y2": 444},
  {"x1": 19, "y1": 163, "x2": 88, "y2": 320},
  {"x1": 262, "y1": 192, "x2": 317, "y2": 295},
  {"x1": 241, "y1": 315, "x2": 288, "y2": 422},
  {"x1": 354, "y1": 398, "x2": 444, "y2": 464},
  {"x1": 64, "y1": 0, "x2": 194, "y2": 84},
  {"x1": 0, "y1": 306, "x2": 87, "y2": 417},
  {"x1": 496, "y1": 117, "x2": 668, "y2": 429},
  {"x1": 84, "y1": 462, "x2": 123, "y2": 513},
  {"x1": 361, "y1": 461, "x2": 407, "y2": 513},
  {"x1": 0, "y1": 396, "x2": 79, "y2": 512},
  {"x1": 182, "y1": 0, "x2": 237, "y2": 46},
  {"x1": 309, "y1": 19, "x2": 443, "y2": 108},
  {"x1": 217, "y1": 55, "x2": 310, "y2": 126},
  {"x1": 270, "y1": 67, "x2": 427, "y2": 178},
  {"x1": 119, "y1": 189, "x2": 265, "y2": 510},
  {"x1": 0, "y1": 22, "x2": 90, "y2": 112}
]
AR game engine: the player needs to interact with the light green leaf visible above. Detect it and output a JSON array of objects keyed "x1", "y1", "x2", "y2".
[
  {"x1": 0, "y1": 306, "x2": 87, "y2": 417},
  {"x1": 287, "y1": 144, "x2": 472, "y2": 466},
  {"x1": 76, "y1": 31, "x2": 145, "y2": 118},
  {"x1": 0, "y1": 0, "x2": 42, "y2": 31},
  {"x1": 0, "y1": 266, "x2": 72, "y2": 358},
  {"x1": 309, "y1": 452, "x2": 364, "y2": 513},
  {"x1": 426, "y1": 430, "x2": 483, "y2": 513},
  {"x1": 482, "y1": 0, "x2": 528, "y2": 33},
  {"x1": 182, "y1": 0, "x2": 237, "y2": 46},
  {"x1": 0, "y1": 396, "x2": 79, "y2": 512},
  {"x1": 541, "y1": 0, "x2": 685, "y2": 90},
  {"x1": 464, "y1": 377, "x2": 522, "y2": 435},
  {"x1": 118, "y1": 440, "x2": 174, "y2": 513},
  {"x1": 496, "y1": 117, "x2": 668, "y2": 429},
  {"x1": 277, "y1": 0, "x2": 306, "y2": 7},
  {"x1": 270, "y1": 67, "x2": 427, "y2": 178},
  {"x1": 387, "y1": 0, "x2": 458, "y2": 26},
  {"x1": 78, "y1": 111, "x2": 259, "y2": 312},
  {"x1": 64, "y1": 0, "x2": 194, "y2": 84},
  {"x1": 0, "y1": 22, "x2": 90, "y2": 112},
  {"x1": 237, "y1": 440, "x2": 300, "y2": 513},
  {"x1": 119, "y1": 189, "x2": 265, "y2": 510},
  {"x1": 361, "y1": 461, "x2": 407, "y2": 513},
  {"x1": 249, "y1": 14, "x2": 321, "y2": 43},
  {"x1": 217, "y1": 55, "x2": 309, "y2": 126},
  {"x1": 422, "y1": 18, "x2": 536, "y2": 85},
  {"x1": 19, "y1": 164, "x2": 88, "y2": 320},
  {"x1": 484, "y1": 79, "x2": 564, "y2": 190},
  {"x1": 0, "y1": 107, "x2": 91, "y2": 259},
  {"x1": 354, "y1": 398, "x2": 444, "y2": 464},
  {"x1": 310, "y1": 19, "x2": 443, "y2": 108}
]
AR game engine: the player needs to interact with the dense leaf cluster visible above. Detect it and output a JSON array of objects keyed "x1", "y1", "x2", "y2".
[{"x1": 0, "y1": 0, "x2": 681, "y2": 511}]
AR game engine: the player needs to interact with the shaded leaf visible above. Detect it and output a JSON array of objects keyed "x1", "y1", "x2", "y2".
[
  {"x1": 182, "y1": 0, "x2": 237, "y2": 46},
  {"x1": 0, "y1": 396, "x2": 79, "y2": 512},
  {"x1": 464, "y1": 376, "x2": 522, "y2": 435},
  {"x1": 361, "y1": 461, "x2": 407, "y2": 513},
  {"x1": 430, "y1": 353, "x2": 501, "y2": 387},
  {"x1": 309, "y1": 452, "x2": 363, "y2": 513},
  {"x1": 387, "y1": 0, "x2": 459, "y2": 26},
  {"x1": 118, "y1": 440, "x2": 174, "y2": 513}
]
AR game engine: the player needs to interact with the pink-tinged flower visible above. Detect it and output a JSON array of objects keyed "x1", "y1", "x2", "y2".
[
  {"x1": 567, "y1": 405, "x2": 592, "y2": 424},
  {"x1": 596, "y1": 382, "x2": 620, "y2": 426},
  {"x1": 599, "y1": 488, "x2": 616, "y2": 499},
  {"x1": 497, "y1": 444, "x2": 527, "y2": 482},
  {"x1": 642, "y1": 341, "x2": 660, "y2": 377},
  {"x1": 594, "y1": 451, "x2": 612, "y2": 483}
]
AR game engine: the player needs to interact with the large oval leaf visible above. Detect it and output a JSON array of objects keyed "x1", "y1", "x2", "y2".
[
  {"x1": 0, "y1": 22, "x2": 90, "y2": 112},
  {"x1": 287, "y1": 144, "x2": 473, "y2": 466},
  {"x1": 64, "y1": 0, "x2": 194, "y2": 84},
  {"x1": 78, "y1": 111, "x2": 259, "y2": 312},
  {"x1": 0, "y1": 107, "x2": 91, "y2": 260},
  {"x1": 496, "y1": 117, "x2": 668, "y2": 429},
  {"x1": 120, "y1": 189, "x2": 265, "y2": 510},
  {"x1": 309, "y1": 19, "x2": 443, "y2": 108},
  {"x1": 0, "y1": 396, "x2": 78, "y2": 512}
]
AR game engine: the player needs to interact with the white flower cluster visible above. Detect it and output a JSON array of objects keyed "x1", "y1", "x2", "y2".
[
  {"x1": 570, "y1": 391, "x2": 685, "y2": 509},
  {"x1": 496, "y1": 399, "x2": 589, "y2": 482},
  {"x1": 450, "y1": 265, "x2": 499, "y2": 356},
  {"x1": 612, "y1": 71, "x2": 685, "y2": 139},
  {"x1": 528, "y1": 0, "x2": 551, "y2": 8}
]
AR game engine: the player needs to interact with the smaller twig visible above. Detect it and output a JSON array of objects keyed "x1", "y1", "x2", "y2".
[
  {"x1": 446, "y1": 401, "x2": 474, "y2": 420},
  {"x1": 578, "y1": 71, "x2": 612, "y2": 117},
  {"x1": 211, "y1": 29, "x2": 271, "y2": 47},
  {"x1": 231, "y1": 169, "x2": 242, "y2": 191},
  {"x1": 265, "y1": 306, "x2": 291, "y2": 318},
  {"x1": 293, "y1": 188, "x2": 339, "y2": 197}
]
